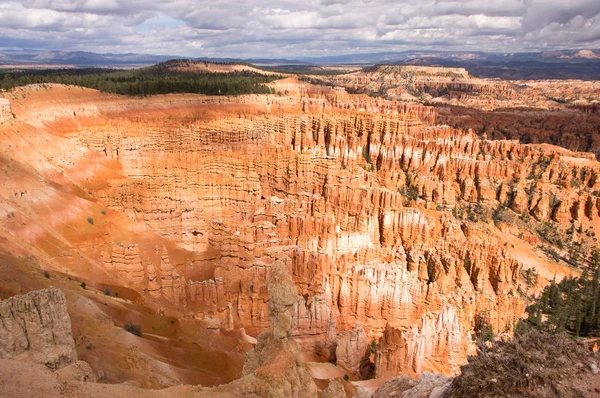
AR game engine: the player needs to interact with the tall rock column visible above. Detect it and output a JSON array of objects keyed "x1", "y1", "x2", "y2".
[
  {"x1": 238, "y1": 260, "x2": 318, "y2": 397},
  {"x1": 335, "y1": 324, "x2": 370, "y2": 377}
]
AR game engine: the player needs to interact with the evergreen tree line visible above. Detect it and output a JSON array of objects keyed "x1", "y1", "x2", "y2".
[
  {"x1": 524, "y1": 248, "x2": 600, "y2": 336},
  {"x1": 0, "y1": 67, "x2": 280, "y2": 96}
]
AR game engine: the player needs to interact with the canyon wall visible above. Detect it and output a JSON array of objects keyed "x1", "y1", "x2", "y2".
[
  {"x1": 1, "y1": 83, "x2": 597, "y2": 380},
  {"x1": 67, "y1": 97, "x2": 531, "y2": 376},
  {"x1": 436, "y1": 105, "x2": 600, "y2": 159}
]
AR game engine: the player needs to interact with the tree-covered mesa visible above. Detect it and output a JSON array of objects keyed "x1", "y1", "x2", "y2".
[
  {"x1": 524, "y1": 248, "x2": 600, "y2": 336},
  {"x1": 0, "y1": 63, "x2": 280, "y2": 96}
]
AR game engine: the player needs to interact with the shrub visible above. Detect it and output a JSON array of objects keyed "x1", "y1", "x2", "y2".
[
  {"x1": 369, "y1": 338, "x2": 377, "y2": 354},
  {"x1": 445, "y1": 330, "x2": 592, "y2": 398},
  {"x1": 43, "y1": 270, "x2": 50, "y2": 279},
  {"x1": 124, "y1": 322, "x2": 142, "y2": 337},
  {"x1": 475, "y1": 313, "x2": 494, "y2": 343},
  {"x1": 87, "y1": 217, "x2": 94, "y2": 225},
  {"x1": 80, "y1": 282, "x2": 86, "y2": 289},
  {"x1": 104, "y1": 287, "x2": 112, "y2": 296}
]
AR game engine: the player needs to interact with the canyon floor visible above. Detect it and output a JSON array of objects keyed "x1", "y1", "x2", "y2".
[{"x1": 1, "y1": 65, "x2": 599, "y2": 397}]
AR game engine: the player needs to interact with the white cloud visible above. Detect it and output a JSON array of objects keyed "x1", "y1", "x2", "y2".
[{"x1": 0, "y1": 0, "x2": 596, "y2": 57}]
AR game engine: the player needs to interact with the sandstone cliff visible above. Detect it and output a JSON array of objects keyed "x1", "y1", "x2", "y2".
[
  {"x1": 0, "y1": 288, "x2": 77, "y2": 369},
  {"x1": 334, "y1": 324, "x2": 369, "y2": 377}
]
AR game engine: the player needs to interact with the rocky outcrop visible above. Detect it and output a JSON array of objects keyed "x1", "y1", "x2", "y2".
[
  {"x1": 56, "y1": 360, "x2": 97, "y2": 383},
  {"x1": 335, "y1": 324, "x2": 369, "y2": 376},
  {"x1": 321, "y1": 379, "x2": 346, "y2": 398},
  {"x1": 375, "y1": 305, "x2": 466, "y2": 377},
  {"x1": 209, "y1": 260, "x2": 318, "y2": 397},
  {"x1": 0, "y1": 288, "x2": 77, "y2": 369},
  {"x1": 373, "y1": 372, "x2": 451, "y2": 398},
  {"x1": 445, "y1": 330, "x2": 600, "y2": 398}
]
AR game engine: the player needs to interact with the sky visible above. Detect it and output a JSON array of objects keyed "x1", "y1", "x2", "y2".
[{"x1": 0, "y1": 0, "x2": 599, "y2": 58}]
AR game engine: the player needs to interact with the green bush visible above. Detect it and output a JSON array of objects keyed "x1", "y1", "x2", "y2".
[{"x1": 475, "y1": 313, "x2": 494, "y2": 343}]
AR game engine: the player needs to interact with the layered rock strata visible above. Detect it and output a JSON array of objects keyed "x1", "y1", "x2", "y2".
[
  {"x1": 316, "y1": 65, "x2": 518, "y2": 110},
  {"x1": 374, "y1": 305, "x2": 465, "y2": 377},
  {"x1": 334, "y1": 324, "x2": 369, "y2": 376},
  {"x1": 1, "y1": 84, "x2": 597, "y2": 380},
  {"x1": 70, "y1": 105, "x2": 533, "y2": 376}
]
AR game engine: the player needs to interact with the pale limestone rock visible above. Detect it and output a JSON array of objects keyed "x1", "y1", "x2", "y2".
[
  {"x1": 0, "y1": 288, "x2": 77, "y2": 369},
  {"x1": 228, "y1": 260, "x2": 318, "y2": 398},
  {"x1": 322, "y1": 379, "x2": 346, "y2": 398},
  {"x1": 375, "y1": 305, "x2": 466, "y2": 377},
  {"x1": 335, "y1": 324, "x2": 369, "y2": 376},
  {"x1": 0, "y1": 98, "x2": 11, "y2": 122},
  {"x1": 373, "y1": 372, "x2": 451, "y2": 398},
  {"x1": 56, "y1": 360, "x2": 97, "y2": 382}
]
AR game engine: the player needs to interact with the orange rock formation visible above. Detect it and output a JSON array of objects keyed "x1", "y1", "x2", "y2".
[{"x1": 0, "y1": 80, "x2": 597, "y2": 387}]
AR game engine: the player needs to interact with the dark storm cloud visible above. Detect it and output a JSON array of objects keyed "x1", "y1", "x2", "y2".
[{"x1": 0, "y1": 0, "x2": 598, "y2": 57}]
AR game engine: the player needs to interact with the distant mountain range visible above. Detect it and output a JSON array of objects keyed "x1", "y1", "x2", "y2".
[
  {"x1": 0, "y1": 49, "x2": 308, "y2": 68},
  {"x1": 1, "y1": 48, "x2": 599, "y2": 79},
  {"x1": 301, "y1": 49, "x2": 600, "y2": 79},
  {"x1": 301, "y1": 49, "x2": 600, "y2": 64}
]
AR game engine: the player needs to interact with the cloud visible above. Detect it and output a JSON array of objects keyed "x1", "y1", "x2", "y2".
[{"x1": 0, "y1": 0, "x2": 597, "y2": 58}]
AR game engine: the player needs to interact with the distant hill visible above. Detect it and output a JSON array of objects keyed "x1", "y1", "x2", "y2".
[
  {"x1": 0, "y1": 50, "x2": 174, "y2": 67},
  {"x1": 1, "y1": 48, "x2": 599, "y2": 79},
  {"x1": 153, "y1": 59, "x2": 276, "y2": 75}
]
